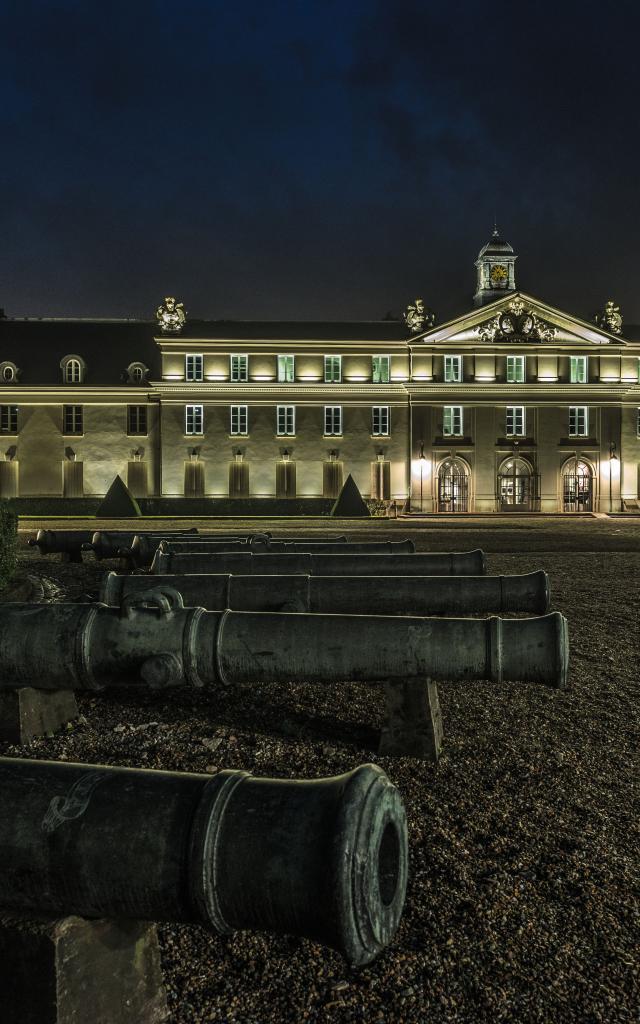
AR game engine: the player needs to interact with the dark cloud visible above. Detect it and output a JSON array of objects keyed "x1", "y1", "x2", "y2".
[{"x1": 0, "y1": 0, "x2": 639, "y2": 322}]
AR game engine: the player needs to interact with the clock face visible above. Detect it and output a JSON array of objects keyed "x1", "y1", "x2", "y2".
[{"x1": 490, "y1": 264, "x2": 508, "y2": 285}]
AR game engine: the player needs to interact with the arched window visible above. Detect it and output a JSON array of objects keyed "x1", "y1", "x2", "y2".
[
  {"x1": 64, "y1": 359, "x2": 82, "y2": 383},
  {"x1": 132, "y1": 366, "x2": 144, "y2": 383},
  {"x1": 126, "y1": 362, "x2": 148, "y2": 384},
  {"x1": 1, "y1": 364, "x2": 17, "y2": 383},
  {"x1": 562, "y1": 460, "x2": 593, "y2": 512},
  {"x1": 498, "y1": 457, "x2": 534, "y2": 511},
  {"x1": 438, "y1": 457, "x2": 469, "y2": 512}
]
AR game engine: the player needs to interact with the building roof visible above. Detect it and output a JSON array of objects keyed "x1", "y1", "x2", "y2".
[
  {"x1": 0, "y1": 318, "x2": 159, "y2": 386},
  {"x1": 161, "y1": 319, "x2": 409, "y2": 342},
  {"x1": 477, "y1": 228, "x2": 515, "y2": 258}
]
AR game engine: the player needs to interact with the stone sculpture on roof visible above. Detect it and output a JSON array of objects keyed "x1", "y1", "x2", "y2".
[
  {"x1": 404, "y1": 299, "x2": 435, "y2": 334},
  {"x1": 594, "y1": 300, "x2": 622, "y2": 335},
  {"x1": 156, "y1": 296, "x2": 186, "y2": 333}
]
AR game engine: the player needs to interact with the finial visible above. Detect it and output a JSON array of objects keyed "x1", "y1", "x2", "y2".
[{"x1": 492, "y1": 215, "x2": 499, "y2": 238}]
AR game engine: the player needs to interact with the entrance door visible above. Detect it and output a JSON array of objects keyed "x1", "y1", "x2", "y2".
[
  {"x1": 438, "y1": 458, "x2": 469, "y2": 512},
  {"x1": 498, "y1": 457, "x2": 533, "y2": 511},
  {"x1": 563, "y1": 461, "x2": 592, "y2": 512}
]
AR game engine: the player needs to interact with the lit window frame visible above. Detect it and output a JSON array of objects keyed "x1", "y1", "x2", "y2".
[
  {"x1": 324, "y1": 405, "x2": 342, "y2": 436},
  {"x1": 506, "y1": 355, "x2": 525, "y2": 383},
  {"x1": 443, "y1": 405, "x2": 463, "y2": 437},
  {"x1": 506, "y1": 405, "x2": 525, "y2": 437},
  {"x1": 230, "y1": 354, "x2": 248, "y2": 383},
  {"x1": 277, "y1": 354, "x2": 295, "y2": 383},
  {"x1": 63, "y1": 405, "x2": 83, "y2": 435},
  {"x1": 324, "y1": 355, "x2": 342, "y2": 383},
  {"x1": 185, "y1": 404, "x2": 204, "y2": 435},
  {"x1": 127, "y1": 405, "x2": 148, "y2": 436},
  {"x1": 372, "y1": 355, "x2": 390, "y2": 384},
  {"x1": 570, "y1": 355, "x2": 588, "y2": 384},
  {"x1": 230, "y1": 404, "x2": 248, "y2": 436},
  {"x1": 0, "y1": 405, "x2": 18, "y2": 433},
  {"x1": 372, "y1": 406, "x2": 390, "y2": 436},
  {"x1": 276, "y1": 405, "x2": 295, "y2": 436},
  {"x1": 444, "y1": 355, "x2": 462, "y2": 383},
  {"x1": 185, "y1": 354, "x2": 204, "y2": 382},
  {"x1": 569, "y1": 406, "x2": 588, "y2": 437}
]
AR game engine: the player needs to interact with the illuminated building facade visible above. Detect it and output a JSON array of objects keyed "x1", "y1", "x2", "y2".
[{"x1": 1, "y1": 232, "x2": 639, "y2": 512}]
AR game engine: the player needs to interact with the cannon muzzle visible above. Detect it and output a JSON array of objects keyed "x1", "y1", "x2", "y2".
[
  {"x1": 28, "y1": 529, "x2": 94, "y2": 562},
  {"x1": 0, "y1": 757, "x2": 407, "y2": 966}
]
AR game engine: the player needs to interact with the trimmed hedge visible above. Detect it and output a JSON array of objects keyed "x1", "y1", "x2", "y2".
[
  {"x1": 0, "y1": 500, "x2": 18, "y2": 590},
  {"x1": 9, "y1": 497, "x2": 335, "y2": 518}
]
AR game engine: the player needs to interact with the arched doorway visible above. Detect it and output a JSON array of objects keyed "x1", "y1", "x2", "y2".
[
  {"x1": 562, "y1": 460, "x2": 593, "y2": 512},
  {"x1": 438, "y1": 458, "x2": 469, "y2": 512},
  {"x1": 498, "y1": 457, "x2": 534, "y2": 511}
]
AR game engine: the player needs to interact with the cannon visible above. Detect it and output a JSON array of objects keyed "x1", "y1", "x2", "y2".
[
  {"x1": 150, "y1": 548, "x2": 488, "y2": 577},
  {"x1": 101, "y1": 569, "x2": 551, "y2": 616},
  {"x1": 88, "y1": 527, "x2": 200, "y2": 561},
  {"x1": 0, "y1": 756, "x2": 407, "y2": 967},
  {"x1": 159, "y1": 538, "x2": 415, "y2": 555},
  {"x1": 127, "y1": 533, "x2": 351, "y2": 568},
  {"x1": 0, "y1": 593, "x2": 569, "y2": 757},
  {"x1": 28, "y1": 529, "x2": 95, "y2": 563}
]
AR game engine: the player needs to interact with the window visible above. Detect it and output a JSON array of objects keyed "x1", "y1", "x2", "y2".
[
  {"x1": 324, "y1": 406, "x2": 342, "y2": 435},
  {"x1": 185, "y1": 354, "x2": 203, "y2": 382},
  {"x1": 185, "y1": 404, "x2": 203, "y2": 435},
  {"x1": 230, "y1": 405, "x2": 248, "y2": 435},
  {"x1": 127, "y1": 406, "x2": 148, "y2": 435},
  {"x1": 63, "y1": 405, "x2": 83, "y2": 434},
  {"x1": 372, "y1": 355, "x2": 390, "y2": 384},
  {"x1": 230, "y1": 354, "x2": 248, "y2": 382},
  {"x1": 506, "y1": 406, "x2": 525, "y2": 437},
  {"x1": 277, "y1": 405, "x2": 295, "y2": 435},
  {"x1": 65, "y1": 359, "x2": 82, "y2": 383},
  {"x1": 324, "y1": 355, "x2": 341, "y2": 383},
  {"x1": 444, "y1": 355, "x2": 462, "y2": 383},
  {"x1": 0, "y1": 406, "x2": 18, "y2": 433},
  {"x1": 569, "y1": 406, "x2": 588, "y2": 437},
  {"x1": 506, "y1": 355, "x2": 525, "y2": 383},
  {"x1": 570, "y1": 356, "x2": 587, "y2": 383},
  {"x1": 2, "y1": 366, "x2": 15, "y2": 382},
  {"x1": 443, "y1": 406, "x2": 463, "y2": 436},
  {"x1": 277, "y1": 355, "x2": 295, "y2": 382},
  {"x1": 131, "y1": 366, "x2": 144, "y2": 383},
  {"x1": 372, "y1": 406, "x2": 390, "y2": 436}
]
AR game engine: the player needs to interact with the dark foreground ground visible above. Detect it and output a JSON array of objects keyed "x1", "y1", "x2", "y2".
[{"x1": 3, "y1": 519, "x2": 640, "y2": 1023}]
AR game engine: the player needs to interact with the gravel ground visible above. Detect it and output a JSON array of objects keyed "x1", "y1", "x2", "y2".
[{"x1": 2, "y1": 530, "x2": 639, "y2": 1024}]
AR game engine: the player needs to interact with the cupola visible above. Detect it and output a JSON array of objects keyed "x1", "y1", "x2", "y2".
[{"x1": 473, "y1": 226, "x2": 517, "y2": 307}]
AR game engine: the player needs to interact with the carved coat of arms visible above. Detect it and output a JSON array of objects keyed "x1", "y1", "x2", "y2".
[
  {"x1": 156, "y1": 296, "x2": 187, "y2": 333},
  {"x1": 476, "y1": 299, "x2": 557, "y2": 342}
]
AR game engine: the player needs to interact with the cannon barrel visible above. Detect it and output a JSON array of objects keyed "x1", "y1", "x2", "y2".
[
  {"x1": 101, "y1": 569, "x2": 550, "y2": 616},
  {"x1": 28, "y1": 529, "x2": 94, "y2": 561},
  {"x1": 0, "y1": 757, "x2": 406, "y2": 966},
  {"x1": 150, "y1": 548, "x2": 487, "y2": 576},
  {"x1": 0, "y1": 597, "x2": 568, "y2": 691},
  {"x1": 158, "y1": 538, "x2": 415, "y2": 556},
  {"x1": 89, "y1": 528, "x2": 200, "y2": 560},
  {"x1": 127, "y1": 532, "x2": 271, "y2": 567},
  {"x1": 131, "y1": 534, "x2": 347, "y2": 567}
]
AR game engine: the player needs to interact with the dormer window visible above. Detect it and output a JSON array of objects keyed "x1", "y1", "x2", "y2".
[
  {"x1": 126, "y1": 362, "x2": 148, "y2": 384},
  {"x1": 0, "y1": 362, "x2": 18, "y2": 384},
  {"x1": 61, "y1": 356, "x2": 85, "y2": 384}
]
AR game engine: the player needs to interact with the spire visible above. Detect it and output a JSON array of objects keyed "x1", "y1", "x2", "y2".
[{"x1": 473, "y1": 227, "x2": 517, "y2": 307}]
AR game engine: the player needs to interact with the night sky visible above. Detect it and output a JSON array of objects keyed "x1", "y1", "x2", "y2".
[{"x1": 2, "y1": 0, "x2": 639, "y2": 324}]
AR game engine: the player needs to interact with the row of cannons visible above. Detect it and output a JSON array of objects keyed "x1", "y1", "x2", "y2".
[{"x1": 5, "y1": 528, "x2": 570, "y2": 1021}]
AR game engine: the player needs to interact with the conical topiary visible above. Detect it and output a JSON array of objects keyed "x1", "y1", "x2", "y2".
[
  {"x1": 95, "y1": 475, "x2": 142, "y2": 518},
  {"x1": 330, "y1": 474, "x2": 371, "y2": 518}
]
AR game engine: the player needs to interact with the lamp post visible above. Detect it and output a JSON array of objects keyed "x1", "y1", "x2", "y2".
[
  {"x1": 609, "y1": 442, "x2": 618, "y2": 512},
  {"x1": 419, "y1": 440, "x2": 426, "y2": 514}
]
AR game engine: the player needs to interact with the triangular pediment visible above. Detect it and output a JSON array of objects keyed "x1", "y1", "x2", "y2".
[{"x1": 412, "y1": 292, "x2": 628, "y2": 347}]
